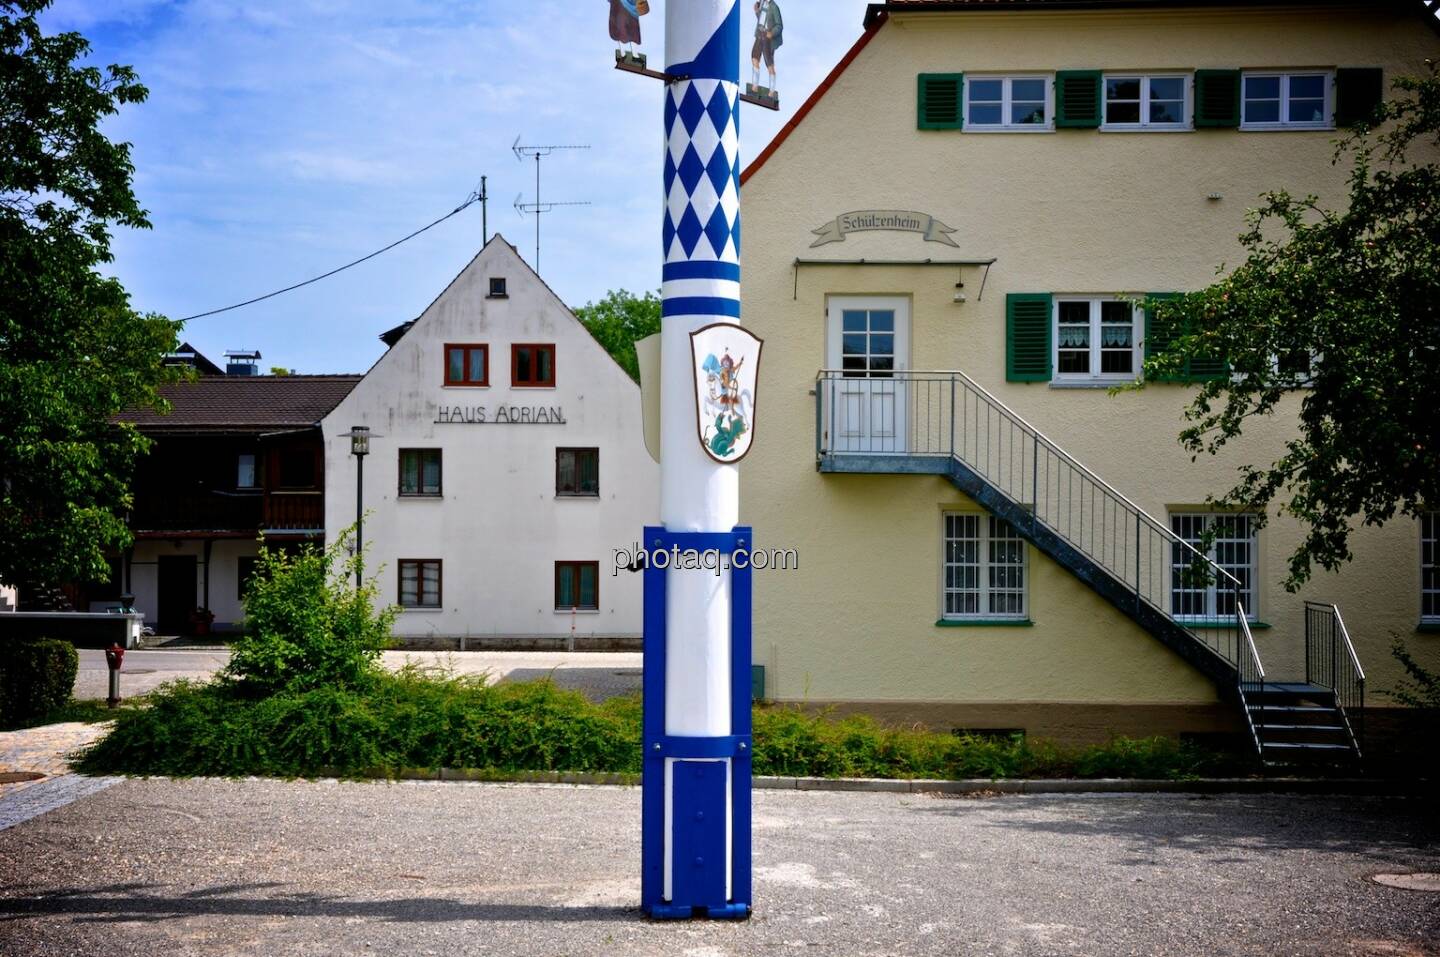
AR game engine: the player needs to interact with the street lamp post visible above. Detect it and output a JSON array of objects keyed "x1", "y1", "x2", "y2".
[{"x1": 348, "y1": 426, "x2": 370, "y2": 590}]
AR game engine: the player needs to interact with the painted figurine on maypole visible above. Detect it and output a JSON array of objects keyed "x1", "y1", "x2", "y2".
[{"x1": 747, "y1": 0, "x2": 782, "y2": 106}]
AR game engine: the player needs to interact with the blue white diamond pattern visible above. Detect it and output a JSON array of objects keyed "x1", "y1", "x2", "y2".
[{"x1": 664, "y1": 79, "x2": 741, "y2": 265}]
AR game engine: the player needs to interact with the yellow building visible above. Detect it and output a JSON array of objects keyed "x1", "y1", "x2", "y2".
[{"x1": 738, "y1": 0, "x2": 1440, "y2": 761}]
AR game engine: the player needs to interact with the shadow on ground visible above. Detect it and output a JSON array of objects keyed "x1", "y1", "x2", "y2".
[
  {"x1": 0, "y1": 882, "x2": 637, "y2": 925},
  {"x1": 915, "y1": 793, "x2": 1440, "y2": 860}
]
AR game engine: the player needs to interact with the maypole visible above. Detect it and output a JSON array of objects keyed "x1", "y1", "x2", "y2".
[{"x1": 638, "y1": 0, "x2": 759, "y2": 921}]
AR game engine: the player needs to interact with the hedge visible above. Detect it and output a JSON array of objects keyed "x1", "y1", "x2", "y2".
[{"x1": 0, "y1": 637, "x2": 78, "y2": 728}]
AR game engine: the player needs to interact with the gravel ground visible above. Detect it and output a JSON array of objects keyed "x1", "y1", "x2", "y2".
[{"x1": 0, "y1": 779, "x2": 1436, "y2": 956}]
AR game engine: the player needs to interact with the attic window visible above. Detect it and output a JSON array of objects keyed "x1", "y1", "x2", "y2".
[{"x1": 488, "y1": 277, "x2": 508, "y2": 299}]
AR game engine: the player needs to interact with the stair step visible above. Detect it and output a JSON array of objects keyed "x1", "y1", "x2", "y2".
[
  {"x1": 1247, "y1": 704, "x2": 1336, "y2": 713},
  {"x1": 1257, "y1": 724, "x2": 1346, "y2": 732},
  {"x1": 1260, "y1": 741, "x2": 1353, "y2": 751}
]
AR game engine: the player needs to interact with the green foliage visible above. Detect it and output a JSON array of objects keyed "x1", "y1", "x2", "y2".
[
  {"x1": 750, "y1": 706, "x2": 1240, "y2": 780},
  {"x1": 78, "y1": 671, "x2": 646, "y2": 778},
  {"x1": 0, "y1": 637, "x2": 78, "y2": 728},
  {"x1": 0, "y1": 0, "x2": 181, "y2": 589},
  {"x1": 78, "y1": 676, "x2": 1248, "y2": 781},
  {"x1": 572, "y1": 288, "x2": 661, "y2": 383},
  {"x1": 224, "y1": 528, "x2": 397, "y2": 698},
  {"x1": 1387, "y1": 637, "x2": 1440, "y2": 710},
  {"x1": 1138, "y1": 66, "x2": 1440, "y2": 589}
]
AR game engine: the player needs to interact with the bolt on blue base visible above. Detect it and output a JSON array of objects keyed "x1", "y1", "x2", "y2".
[{"x1": 641, "y1": 526, "x2": 753, "y2": 920}]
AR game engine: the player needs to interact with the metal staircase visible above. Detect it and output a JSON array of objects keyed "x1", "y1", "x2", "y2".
[{"x1": 814, "y1": 370, "x2": 1364, "y2": 765}]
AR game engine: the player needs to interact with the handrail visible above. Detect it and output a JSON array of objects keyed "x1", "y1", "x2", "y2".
[
  {"x1": 1331, "y1": 604, "x2": 1365, "y2": 681},
  {"x1": 815, "y1": 369, "x2": 1240, "y2": 588},
  {"x1": 1238, "y1": 610, "x2": 1265, "y2": 681},
  {"x1": 1236, "y1": 606, "x2": 1266, "y2": 754},
  {"x1": 1303, "y1": 600, "x2": 1365, "y2": 759}
]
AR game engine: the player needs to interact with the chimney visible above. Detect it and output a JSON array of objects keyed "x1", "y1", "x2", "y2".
[{"x1": 224, "y1": 350, "x2": 262, "y2": 376}]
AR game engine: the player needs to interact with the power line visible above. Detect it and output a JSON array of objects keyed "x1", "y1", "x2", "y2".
[{"x1": 178, "y1": 190, "x2": 482, "y2": 322}]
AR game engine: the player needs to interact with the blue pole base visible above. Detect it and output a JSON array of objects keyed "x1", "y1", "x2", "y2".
[
  {"x1": 645, "y1": 902, "x2": 752, "y2": 921},
  {"x1": 640, "y1": 526, "x2": 754, "y2": 919}
]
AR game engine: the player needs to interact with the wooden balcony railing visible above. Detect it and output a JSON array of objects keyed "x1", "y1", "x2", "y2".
[
  {"x1": 264, "y1": 491, "x2": 324, "y2": 531},
  {"x1": 131, "y1": 490, "x2": 263, "y2": 532}
]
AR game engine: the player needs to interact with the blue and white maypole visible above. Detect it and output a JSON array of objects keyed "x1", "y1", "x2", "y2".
[{"x1": 641, "y1": 0, "x2": 752, "y2": 921}]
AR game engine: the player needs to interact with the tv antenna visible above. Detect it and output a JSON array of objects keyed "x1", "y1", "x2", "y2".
[{"x1": 512, "y1": 136, "x2": 591, "y2": 275}]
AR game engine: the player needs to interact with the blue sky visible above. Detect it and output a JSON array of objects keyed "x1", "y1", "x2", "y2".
[{"x1": 39, "y1": 0, "x2": 872, "y2": 373}]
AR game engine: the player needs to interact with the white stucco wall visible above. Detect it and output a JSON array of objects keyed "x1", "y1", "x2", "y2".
[{"x1": 321, "y1": 237, "x2": 659, "y2": 640}]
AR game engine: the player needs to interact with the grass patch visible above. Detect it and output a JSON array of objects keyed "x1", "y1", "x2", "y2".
[{"x1": 75, "y1": 670, "x2": 1252, "y2": 781}]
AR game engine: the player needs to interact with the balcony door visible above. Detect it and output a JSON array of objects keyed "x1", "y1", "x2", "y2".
[{"x1": 825, "y1": 297, "x2": 910, "y2": 453}]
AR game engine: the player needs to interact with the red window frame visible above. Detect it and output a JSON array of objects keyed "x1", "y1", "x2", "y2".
[
  {"x1": 511, "y1": 343, "x2": 557, "y2": 388},
  {"x1": 554, "y1": 561, "x2": 599, "y2": 611},
  {"x1": 444, "y1": 343, "x2": 489, "y2": 387},
  {"x1": 399, "y1": 559, "x2": 443, "y2": 608}
]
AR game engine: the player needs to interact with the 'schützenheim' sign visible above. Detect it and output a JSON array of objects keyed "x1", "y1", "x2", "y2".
[{"x1": 810, "y1": 210, "x2": 958, "y2": 248}]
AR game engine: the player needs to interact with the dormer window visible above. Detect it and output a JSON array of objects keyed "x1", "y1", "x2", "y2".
[{"x1": 488, "y1": 277, "x2": 508, "y2": 299}]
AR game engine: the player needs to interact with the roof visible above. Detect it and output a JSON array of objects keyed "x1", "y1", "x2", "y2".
[
  {"x1": 164, "y1": 341, "x2": 224, "y2": 376},
  {"x1": 116, "y1": 375, "x2": 362, "y2": 433},
  {"x1": 865, "y1": 0, "x2": 1420, "y2": 22}
]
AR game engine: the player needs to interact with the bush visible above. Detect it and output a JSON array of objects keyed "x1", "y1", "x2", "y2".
[
  {"x1": 76, "y1": 673, "x2": 1249, "y2": 781},
  {"x1": 0, "y1": 637, "x2": 78, "y2": 728},
  {"x1": 225, "y1": 526, "x2": 397, "y2": 698},
  {"x1": 1388, "y1": 636, "x2": 1440, "y2": 710},
  {"x1": 77, "y1": 669, "x2": 645, "y2": 778}
]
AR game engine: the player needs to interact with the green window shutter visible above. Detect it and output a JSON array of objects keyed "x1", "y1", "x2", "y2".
[
  {"x1": 1194, "y1": 70, "x2": 1241, "y2": 128},
  {"x1": 1055, "y1": 71, "x2": 1103, "y2": 128},
  {"x1": 918, "y1": 73, "x2": 964, "y2": 130},
  {"x1": 1336, "y1": 68, "x2": 1383, "y2": 127},
  {"x1": 1143, "y1": 293, "x2": 1184, "y2": 383},
  {"x1": 1145, "y1": 293, "x2": 1229, "y2": 383},
  {"x1": 1006, "y1": 293, "x2": 1052, "y2": 382}
]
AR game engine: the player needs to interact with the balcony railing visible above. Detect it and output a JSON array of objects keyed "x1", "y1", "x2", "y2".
[
  {"x1": 815, "y1": 369, "x2": 1249, "y2": 677},
  {"x1": 131, "y1": 490, "x2": 263, "y2": 532},
  {"x1": 264, "y1": 491, "x2": 324, "y2": 531}
]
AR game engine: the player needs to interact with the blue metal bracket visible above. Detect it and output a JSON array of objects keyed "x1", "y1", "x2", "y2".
[{"x1": 641, "y1": 525, "x2": 753, "y2": 921}]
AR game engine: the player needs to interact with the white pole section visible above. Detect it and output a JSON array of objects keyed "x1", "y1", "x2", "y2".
[{"x1": 660, "y1": 0, "x2": 741, "y2": 740}]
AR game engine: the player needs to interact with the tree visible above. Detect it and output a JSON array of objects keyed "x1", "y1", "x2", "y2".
[
  {"x1": 0, "y1": 0, "x2": 179, "y2": 590},
  {"x1": 1142, "y1": 66, "x2": 1439, "y2": 590},
  {"x1": 573, "y1": 288, "x2": 661, "y2": 383}
]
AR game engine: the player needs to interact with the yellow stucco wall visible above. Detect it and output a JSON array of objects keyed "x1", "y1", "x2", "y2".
[{"x1": 739, "y1": 4, "x2": 1440, "y2": 710}]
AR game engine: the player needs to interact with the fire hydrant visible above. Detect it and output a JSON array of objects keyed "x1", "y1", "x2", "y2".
[{"x1": 104, "y1": 643, "x2": 125, "y2": 708}]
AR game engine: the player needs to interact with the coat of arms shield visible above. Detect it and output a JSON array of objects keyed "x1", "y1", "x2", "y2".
[{"x1": 690, "y1": 323, "x2": 764, "y2": 464}]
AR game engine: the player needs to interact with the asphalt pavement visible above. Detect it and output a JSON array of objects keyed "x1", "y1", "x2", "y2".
[
  {"x1": 75, "y1": 648, "x2": 644, "y2": 701},
  {"x1": 1, "y1": 779, "x2": 1436, "y2": 956}
]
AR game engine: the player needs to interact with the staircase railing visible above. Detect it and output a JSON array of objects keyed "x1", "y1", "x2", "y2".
[
  {"x1": 816, "y1": 370, "x2": 1250, "y2": 675},
  {"x1": 1237, "y1": 606, "x2": 1266, "y2": 752},
  {"x1": 1304, "y1": 601, "x2": 1365, "y2": 757}
]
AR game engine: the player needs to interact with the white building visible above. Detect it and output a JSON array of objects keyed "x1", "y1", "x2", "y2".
[{"x1": 321, "y1": 237, "x2": 659, "y2": 646}]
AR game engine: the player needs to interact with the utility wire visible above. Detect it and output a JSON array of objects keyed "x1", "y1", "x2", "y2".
[{"x1": 179, "y1": 191, "x2": 481, "y2": 322}]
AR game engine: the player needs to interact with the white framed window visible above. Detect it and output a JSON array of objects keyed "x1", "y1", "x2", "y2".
[
  {"x1": 236, "y1": 453, "x2": 257, "y2": 489},
  {"x1": 1054, "y1": 297, "x2": 1142, "y2": 383},
  {"x1": 965, "y1": 75, "x2": 1052, "y2": 131},
  {"x1": 1170, "y1": 513, "x2": 1258, "y2": 621},
  {"x1": 1103, "y1": 74, "x2": 1189, "y2": 129},
  {"x1": 1423, "y1": 513, "x2": 1439, "y2": 623},
  {"x1": 1241, "y1": 71, "x2": 1333, "y2": 129},
  {"x1": 943, "y1": 514, "x2": 1028, "y2": 621}
]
